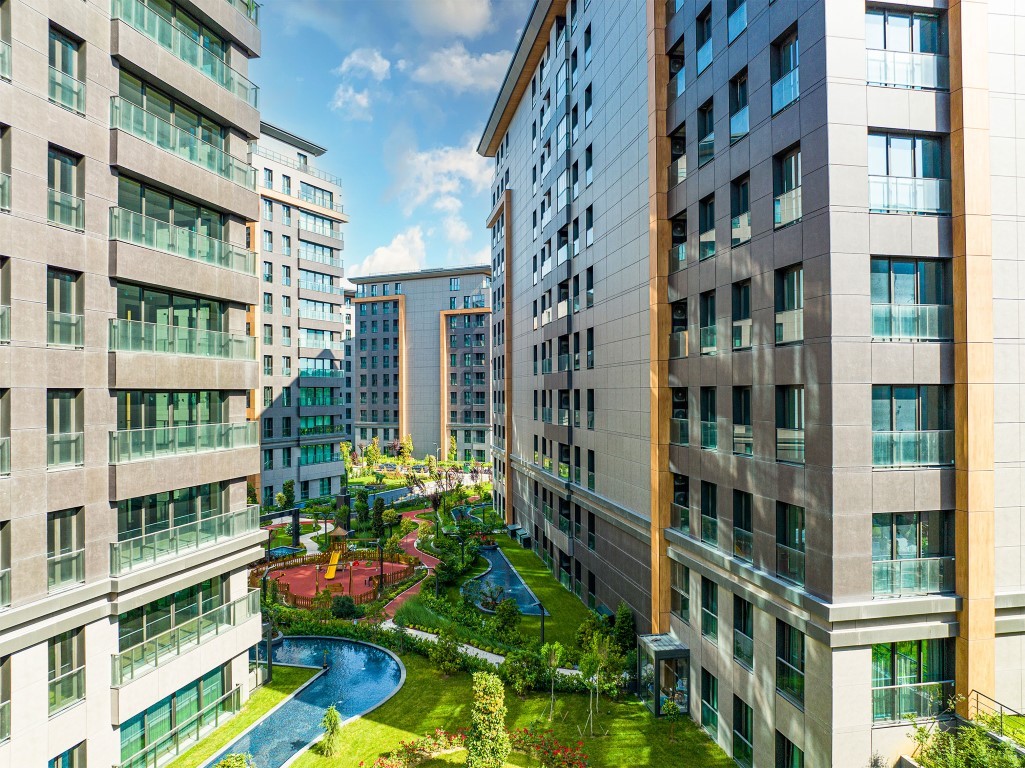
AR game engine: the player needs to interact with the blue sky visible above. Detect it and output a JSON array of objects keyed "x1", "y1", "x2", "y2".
[{"x1": 250, "y1": 0, "x2": 531, "y2": 276}]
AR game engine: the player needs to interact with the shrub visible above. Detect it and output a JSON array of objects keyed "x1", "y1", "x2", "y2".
[
  {"x1": 493, "y1": 598, "x2": 522, "y2": 641},
  {"x1": 500, "y1": 646, "x2": 547, "y2": 697},
  {"x1": 215, "y1": 755, "x2": 255, "y2": 768},
  {"x1": 508, "y1": 727, "x2": 589, "y2": 768},
  {"x1": 429, "y1": 627, "x2": 463, "y2": 677},
  {"x1": 575, "y1": 611, "x2": 610, "y2": 651},
  {"x1": 331, "y1": 595, "x2": 359, "y2": 619},
  {"x1": 466, "y1": 672, "x2": 511, "y2": 768},
  {"x1": 317, "y1": 705, "x2": 344, "y2": 756},
  {"x1": 612, "y1": 602, "x2": 636, "y2": 654}
]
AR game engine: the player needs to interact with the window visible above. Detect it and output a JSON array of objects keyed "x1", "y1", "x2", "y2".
[
  {"x1": 772, "y1": 29, "x2": 800, "y2": 113},
  {"x1": 776, "y1": 386, "x2": 805, "y2": 463},
  {"x1": 871, "y1": 639, "x2": 954, "y2": 721},
  {"x1": 734, "y1": 595, "x2": 754, "y2": 667},
  {"x1": 263, "y1": 168, "x2": 273, "y2": 187},
  {"x1": 700, "y1": 668, "x2": 717, "y2": 735},
  {"x1": 263, "y1": 386, "x2": 272, "y2": 407},
  {"x1": 263, "y1": 262, "x2": 273, "y2": 282},
  {"x1": 696, "y1": 5, "x2": 713, "y2": 73},
  {"x1": 776, "y1": 621, "x2": 805, "y2": 707},
  {"x1": 728, "y1": 69, "x2": 750, "y2": 144},
  {"x1": 699, "y1": 291, "x2": 716, "y2": 355},
  {"x1": 262, "y1": 448, "x2": 273, "y2": 471},
  {"x1": 727, "y1": 0, "x2": 748, "y2": 43},
  {"x1": 584, "y1": 85, "x2": 592, "y2": 125},
  {"x1": 47, "y1": 507, "x2": 84, "y2": 591},
  {"x1": 866, "y1": 9, "x2": 948, "y2": 90},
  {"x1": 49, "y1": 29, "x2": 84, "y2": 114},
  {"x1": 776, "y1": 733, "x2": 804, "y2": 768},
  {"x1": 732, "y1": 280, "x2": 751, "y2": 349},
  {"x1": 699, "y1": 387, "x2": 716, "y2": 450},
  {"x1": 775, "y1": 264, "x2": 804, "y2": 345},
  {"x1": 263, "y1": 355, "x2": 272, "y2": 376},
  {"x1": 282, "y1": 174, "x2": 291, "y2": 194},
  {"x1": 870, "y1": 257, "x2": 952, "y2": 340},
  {"x1": 700, "y1": 480, "x2": 717, "y2": 545},
  {"x1": 263, "y1": 230, "x2": 273, "y2": 252},
  {"x1": 47, "y1": 147, "x2": 82, "y2": 230},
  {"x1": 868, "y1": 132, "x2": 950, "y2": 214},
  {"x1": 450, "y1": 277, "x2": 461, "y2": 291},
  {"x1": 262, "y1": 198, "x2": 273, "y2": 221},
  {"x1": 49, "y1": 743, "x2": 85, "y2": 768},
  {"x1": 47, "y1": 389, "x2": 82, "y2": 468},
  {"x1": 731, "y1": 175, "x2": 751, "y2": 246},
  {"x1": 697, "y1": 100, "x2": 714, "y2": 166},
  {"x1": 700, "y1": 577, "x2": 717, "y2": 641},
  {"x1": 775, "y1": 501, "x2": 806, "y2": 586},
  {"x1": 872, "y1": 511, "x2": 954, "y2": 595},
  {"x1": 584, "y1": 25, "x2": 592, "y2": 66},
  {"x1": 670, "y1": 387, "x2": 688, "y2": 446},
  {"x1": 871, "y1": 385, "x2": 953, "y2": 466},
  {"x1": 698, "y1": 196, "x2": 715, "y2": 260},
  {"x1": 732, "y1": 387, "x2": 752, "y2": 456},
  {"x1": 47, "y1": 268, "x2": 82, "y2": 347},
  {"x1": 48, "y1": 628, "x2": 84, "y2": 715}
]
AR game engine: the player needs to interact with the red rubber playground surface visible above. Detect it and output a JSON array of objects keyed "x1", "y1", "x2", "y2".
[{"x1": 271, "y1": 558, "x2": 410, "y2": 599}]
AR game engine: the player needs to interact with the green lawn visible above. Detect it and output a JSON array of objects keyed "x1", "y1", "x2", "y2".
[
  {"x1": 290, "y1": 654, "x2": 730, "y2": 768},
  {"x1": 348, "y1": 477, "x2": 410, "y2": 490},
  {"x1": 265, "y1": 523, "x2": 318, "y2": 549},
  {"x1": 167, "y1": 665, "x2": 319, "y2": 768}
]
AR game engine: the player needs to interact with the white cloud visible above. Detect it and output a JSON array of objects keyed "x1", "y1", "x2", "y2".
[
  {"x1": 394, "y1": 135, "x2": 491, "y2": 216},
  {"x1": 410, "y1": 0, "x2": 493, "y2": 38},
  {"x1": 411, "y1": 43, "x2": 511, "y2": 94},
  {"x1": 434, "y1": 195, "x2": 463, "y2": 214},
  {"x1": 329, "y1": 84, "x2": 372, "y2": 120},
  {"x1": 335, "y1": 48, "x2": 391, "y2": 81},
  {"x1": 349, "y1": 227, "x2": 427, "y2": 277},
  {"x1": 443, "y1": 215, "x2": 472, "y2": 245}
]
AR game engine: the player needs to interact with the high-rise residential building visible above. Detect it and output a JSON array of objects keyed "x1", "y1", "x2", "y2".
[
  {"x1": 480, "y1": 0, "x2": 1014, "y2": 765},
  {"x1": 249, "y1": 123, "x2": 352, "y2": 508},
  {"x1": 0, "y1": 0, "x2": 264, "y2": 765},
  {"x1": 350, "y1": 266, "x2": 492, "y2": 465}
]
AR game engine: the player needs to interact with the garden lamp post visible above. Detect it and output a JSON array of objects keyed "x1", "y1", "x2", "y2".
[
  {"x1": 315, "y1": 564, "x2": 321, "y2": 594},
  {"x1": 377, "y1": 538, "x2": 385, "y2": 598},
  {"x1": 260, "y1": 571, "x2": 274, "y2": 683},
  {"x1": 538, "y1": 600, "x2": 546, "y2": 645}
]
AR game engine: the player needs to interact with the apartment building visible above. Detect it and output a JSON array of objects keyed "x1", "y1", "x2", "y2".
[
  {"x1": 0, "y1": 1, "x2": 264, "y2": 766},
  {"x1": 250, "y1": 123, "x2": 352, "y2": 508},
  {"x1": 480, "y1": 0, "x2": 1013, "y2": 765},
  {"x1": 350, "y1": 266, "x2": 492, "y2": 465}
]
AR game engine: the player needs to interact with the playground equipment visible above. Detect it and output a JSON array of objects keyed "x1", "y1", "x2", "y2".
[{"x1": 324, "y1": 550, "x2": 341, "y2": 580}]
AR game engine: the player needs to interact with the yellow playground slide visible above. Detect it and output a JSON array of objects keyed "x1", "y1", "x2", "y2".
[{"x1": 324, "y1": 550, "x2": 341, "y2": 580}]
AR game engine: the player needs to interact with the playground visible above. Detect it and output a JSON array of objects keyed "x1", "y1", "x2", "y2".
[{"x1": 270, "y1": 556, "x2": 412, "y2": 600}]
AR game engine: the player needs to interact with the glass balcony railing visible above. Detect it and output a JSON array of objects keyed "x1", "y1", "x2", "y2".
[
  {"x1": 734, "y1": 529, "x2": 753, "y2": 563},
  {"x1": 47, "y1": 311, "x2": 84, "y2": 347},
  {"x1": 114, "y1": 590, "x2": 260, "y2": 685},
  {"x1": 297, "y1": 247, "x2": 341, "y2": 269},
  {"x1": 49, "y1": 666, "x2": 85, "y2": 716},
  {"x1": 0, "y1": 698, "x2": 7, "y2": 742},
  {"x1": 112, "y1": 0, "x2": 259, "y2": 108},
  {"x1": 872, "y1": 430, "x2": 954, "y2": 467},
  {"x1": 110, "y1": 207, "x2": 256, "y2": 275},
  {"x1": 776, "y1": 543, "x2": 805, "y2": 586},
  {"x1": 732, "y1": 318, "x2": 752, "y2": 349},
  {"x1": 112, "y1": 505, "x2": 259, "y2": 576},
  {"x1": 109, "y1": 318, "x2": 256, "y2": 359},
  {"x1": 701, "y1": 515, "x2": 717, "y2": 546},
  {"x1": 731, "y1": 211, "x2": 751, "y2": 245},
  {"x1": 299, "y1": 368, "x2": 344, "y2": 378},
  {"x1": 49, "y1": 67, "x2": 85, "y2": 114},
  {"x1": 541, "y1": 357, "x2": 553, "y2": 374},
  {"x1": 0, "y1": 172, "x2": 9, "y2": 212},
  {"x1": 670, "y1": 418, "x2": 689, "y2": 446},
  {"x1": 47, "y1": 548, "x2": 85, "y2": 592},
  {"x1": 48, "y1": 188, "x2": 84, "y2": 230},
  {"x1": 729, "y1": 106, "x2": 749, "y2": 143},
  {"x1": 775, "y1": 309, "x2": 804, "y2": 344},
  {"x1": 587, "y1": 471, "x2": 595, "y2": 491},
  {"x1": 557, "y1": 407, "x2": 570, "y2": 426},
  {"x1": 670, "y1": 501, "x2": 689, "y2": 532},
  {"x1": 541, "y1": 407, "x2": 552, "y2": 424},
  {"x1": 872, "y1": 556, "x2": 955, "y2": 596},
  {"x1": 0, "y1": 436, "x2": 8, "y2": 476},
  {"x1": 872, "y1": 304, "x2": 953, "y2": 341},
  {"x1": 109, "y1": 421, "x2": 258, "y2": 464},
  {"x1": 872, "y1": 681, "x2": 953, "y2": 722},
  {"x1": 696, "y1": 39, "x2": 712, "y2": 74},
  {"x1": 700, "y1": 420, "x2": 718, "y2": 450},
  {"x1": 669, "y1": 156, "x2": 687, "y2": 187},
  {"x1": 776, "y1": 427, "x2": 805, "y2": 463},
  {"x1": 701, "y1": 606, "x2": 718, "y2": 639},
  {"x1": 776, "y1": 658, "x2": 805, "y2": 705},
  {"x1": 733, "y1": 424, "x2": 752, "y2": 456},
  {"x1": 48, "y1": 432, "x2": 84, "y2": 468},
  {"x1": 669, "y1": 70, "x2": 686, "y2": 101},
  {"x1": 699, "y1": 229, "x2": 715, "y2": 261},
  {"x1": 734, "y1": 629, "x2": 754, "y2": 668},
  {"x1": 869, "y1": 175, "x2": 951, "y2": 215},
  {"x1": 111, "y1": 98, "x2": 255, "y2": 188},
  {"x1": 558, "y1": 462, "x2": 570, "y2": 480},
  {"x1": 669, "y1": 329, "x2": 688, "y2": 358},
  {"x1": 698, "y1": 133, "x2": 714, "y2": 166},
  {"x1": 669, "y1": 243, "x2": 686, "y2": 273},
  {"x1": 727, "y1": 2, "x2": 747, "y2": 42},
  {"x1": 298, "y1": 279, "x2": 347, "y2": 297},
  {"x1": 0, "y1": 305, "x2": 7, "y2": 343},
  {"x1": 0, "y1": 40, "x2": 10, "y2": 81},
  {"x1": 558, "y1": 353, "x2": 571, "y2": 372},
  {"x1": 699, "y1": 325, "x2": 717, "y2": 355},
  {"x1": 251, "y1": 145, "x2": 343, "y2": 188},
  {"x1": 225, "y1": 0, "x2": 260, "y2": 25},
  {"x1": 866, "y1": 49, "x2": 949, "y2": 91},
  {"x1": 771, "y1": 68, "x2": 800, "y2": 114},
  {"x1": 774, "y1": 187, "x2": 802, "y2": 228}
]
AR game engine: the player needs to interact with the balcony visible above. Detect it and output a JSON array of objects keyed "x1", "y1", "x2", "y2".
[
  {"x1": 109, "y1": 421, "x2": 258, "y2": 464},
  {"x1": 670, "y1": 418, "x2": 689, "y2": 446},
  {"x1": 727, "y1": 2, "x2": 747, "y2": 42},
  {"x1": 226, "y1": 0, "x2": 260, "y2": 24},
  {"x1": 774, "y1": 187, "x2": 802, "y2": 228},
  {"x1": 110, "y1": 318, "x2": 255, "y2": 360},
  {"x1": 872, "y1": 304, "x2": 953, "y2": 341},
  {"x1": 699, "y1": 325, "x2": 717, "y2": 355},
  {"x1": 112, "y1": 505, "x2": 259, "y2": 576},
  {"x1": 0, "y1": 436, "x2": 8, "y2": 476},
  {"x1": 0, "y1": 172, "x2": 8, "y2": 212},
  {"x1": 701, "y1": 515, "x2": 717, "y2": 546},
  {"x1": 696, "y1": 39, "x2": 712, "y2": 74},
  {"x1": 47, "y1": 548, "x2": 85, "y2": 592},
  {"x1": 669, "y1": 156, "x2": 687, "y2": 187},
  {"x1": 872, "y1": 556, "x2": 954, "y2": 596},
  {"x1": 111, "y1": 98, "x2": 255, "y2": 188},
  {"x1": 730, "y1": 107, "x2": 749, "y2": 143},
  {"x1": 49, "y1": 666, "x2": 84, "y2": 716},
  {"x1": 298, "y1": 279, "x2": 347, "y2": 297},
  {"x1": 299, "y1": 368, "x2": 344, "y2": 380},
  {"x1": 732, "y1": 318, "x2": 751, "y2": 349},
  {"x1": 110, "y1": 207, "x2": 255, "y2": 275},
  {"x1": 114, "y1": 590, "x2": 260, "y2": 685},
  {"x1": 112, "y1": 0, "x2": 259, "y2": 108},
  {"x1": 297, "y1": 247, "x2": 341, "y2": 269},
  {"x1": 867, "y1": 50, "x2": 949, "y2": 91},
  {"x1": 869, "y1": 176, "x2": 951, "y2": 215},
  {"x1": 775, "y1": 309, "x2": 804, "y2": 345},
  {"x1": 47, "y1": 311, "x2": 84, "y2": 348},
  {"x1": 872, "y1": 430, "x2": 954, "y2": 467},
  {"x1": 251, "y1": 146, "x2": 342, "y2": 188},
  {"x1": 48, "y1": 188, "x2": 84, "y2": 231},
  {"x1": 872, "y1": 681, "x2": 953, "y2": 722},
  {"x1": 0, "y1": 305, "x2": 8, "y2": 343},
  {"x1": 670, "y1": 502, "x2": 689, "y2": 532},
  {"x1": 697, "y1": 133, "x2": 714, "y2": 166},
  {"x1": 669, "y1": 243, "x2": 686, "y2": 273},
  {"x1": 734, "y1": 529, "x2": 753, "y2": 562},
  {"x1": 557, "y1": 407, "x2": 570, "y2": 426},
  {"x1": 733, "y1": 424, "x2": 752, "y2": 456},
  {"x1": 731, "y1": 212, "x2": 751, "y2": 246},
  {"x1": 776, "y1": 427, "x2": 805, "y2": 463},
  {"x1": 700, "y1": 420, "x2": 717, "y2": 450},
  {"x1": 299, "y1": 424, "x2": 346, "y2": 436},
  {"x1": 771, "y1": 69, "x2": 800, "y2": 114},
  {"x1": 698, "y1": 229, "x2": 715, "y2": 261},
  {"x1": 734, "y1": 629, "x2": 753, "y2": 668},
  {"x1": 0, "y1": 40, "x2": 9, "y2": 81},
  {"x1": 48, "y1": 67, "x2": 85, "y2": 114},
  {"x1": 776, "y1": 543, "x2": 805, "y2": 586},
  {"x1": 48, "y1": 432, "x2": 84, "y2": 468}
]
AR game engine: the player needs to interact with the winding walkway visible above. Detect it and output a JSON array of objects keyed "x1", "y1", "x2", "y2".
[{"x1": 382, "y1": 507, "x2": 438, "y2": 619}]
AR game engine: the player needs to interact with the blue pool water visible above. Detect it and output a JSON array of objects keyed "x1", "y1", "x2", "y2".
[
  {"x1": 266, "y1": 545, "x2": 303, "y2": 559},
  {"x1": 475, "y1": 547, "x2": 549, "y2": 616},
  {"x1": 205, "y1": 637, "x2": 404, "y2": 768}
]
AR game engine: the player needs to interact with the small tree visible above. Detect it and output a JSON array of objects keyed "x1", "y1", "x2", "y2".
[
  {"x1": 363, "y1": 436, "x2": 382, "y2": 468},
  {"x1": 612, "y1": 601, "x2": 636, "y2": 655},
  {"x1": 311, "y1": 589, "x2": 333, "y2": 618},
  {"x1": 246, "y1": 482, "x2": 258, "y2": 506},
  {"x1": 383, "y1": 533, "x2": 403, "y2": 557},
  {"x1": 382, "y1": 508, "x2": 400, "y2": 535},
  {"x1": 447, "y1": 434, "x2": 457, "y2": 462},
  {"x1": 576, "y1": 610, "x2": 609, "y2": 651},
  {"x1": 372, "y1": 497, "x2": 386, "y2": 539},
  {"x1": 374, "y1": 470, "x2": 386, "y2": 486},
  {"x1": 579, "y1": 645, "x2": 599, "y2": 736},
  {"x1": 398, "y1": 434, "x2": 414, "y2": 463},
  {"x1": 662, "y1": 699, "x2": 682, "y2": 742},
  {"x1": 542, "y1": 641, "x2": 564, "y2": 720},
  {"x1": 494, "y1": 598, "x2": 522, "y2": 641},
  {"x1": 465, "y1": 672, "x2": 511, "y2": 768},
  {"x1": 331, "y1": 595, "x2": 359, "y2": 619},
  {"x1": 274, "y1": 492, "x2": 286, "y2": 510},
  {"x1": 340, "y1": 440, "x2": 354, "y2": 477},
  {"x1": 425, "y1": 454, "x2": 437, "y2": 473},
  {"x1": 429, "y1": 627, "x2": 463, "y2": 677},
  {"x1": 316, "y1": 705, "x2": 344, "y2": 756},
  {"x1": 281, "y1": 479, "x2": 296, "y2": 509}
]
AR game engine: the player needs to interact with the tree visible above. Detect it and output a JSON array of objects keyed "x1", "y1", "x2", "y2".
[
  {"x1": 312, "y1": 589, "x2": 332, "y2": 619},
  {"x1": 425, "y1": 454, "x2": 437, "y2": 473},
  {"x1": 465, "y1": 672, "x2": 511, "y2": 768},
  {"x1": 246, "y1": 482, "x2": 258, "y2": 506},
  {"x1": 542, "y1": 641, "x2": 565, "y2": 720},
  {"x1": 340, "y1": 440, "x2": 354, "y2": 477},
  {"x1": 398, "y1": 434, "x2": 414, "y2": 463},
  {"x1": 363, "y1": 436, "x2": 382, "y2": 468},
  {"x1": 447, "y1": 434, "x2": 457, "y2": 462},
  {"x1": 612, "y1": 601, "x2": 637, "y2": 655},
  {"x1": 372, "y1": 497, "x2": 386, "y2": 539},
  {"x1": 335, "y1": 504, "x2": 351, "y2": 529},
  {"x1": 383, "y1": 533, "x2": 403, "y2": 557},
  {"x1": 410, "y1": 467, "x2": 462, "y2": 519},
  {"x1": 428, "y1": 627, "x2": 462, "y2": 676},
  {"x1": 494, "y1": 598, "x2": 521, "y2": 641},
  {"x1": 576, "y1": 610, "x2": 609, "y2": 651},
  {"x1": 316, "y1": 705, "x2": 344, "y2": 756},
  {"x1": 374, "y1": 470, "x2": 386, "y2": 486},
  {"x1": 382, "y1": 508, "x2": 400, "y2": 535},
  {"x1": 499, "y1": 646, "x2": 545, "y2": 697},
  {"x1": 578, "y1": 645, "x2": 599, "y2": 736},
  {"x1": 281, "y1": 479, "x2": 295, "y2": 509},
  {"x1": 274, "y1": 492, "x2": 286, "y2": 510},
  {"x1": 331, "y1": 595, "x2": 359, "y2": 619},
  {"x1": 662, "y1": 699, "x2": 682, "y2": 742}
]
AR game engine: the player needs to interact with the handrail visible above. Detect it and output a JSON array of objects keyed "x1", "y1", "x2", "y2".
[{"x1": 250, "y1": 144, "x2": 342, "y2": 187}]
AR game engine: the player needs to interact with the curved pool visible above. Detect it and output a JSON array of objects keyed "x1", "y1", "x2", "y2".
[
  {"x1": 205, "y1": 637, "x2": 404, "y2": 768},
  {"x1": 474, "y1": 547, "x2": 549, "y2": 616}
]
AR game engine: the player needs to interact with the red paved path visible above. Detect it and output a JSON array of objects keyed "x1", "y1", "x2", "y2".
[{"x1": 384, "y1": 506, "x2": 437, "y2": 618}]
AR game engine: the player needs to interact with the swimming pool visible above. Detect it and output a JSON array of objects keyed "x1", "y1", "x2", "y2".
[
  {"x1": 266, "y1": 545, "x2": 303, "y2": 559},
  {"x1": 204, "y1": 637, "x2": 404, "y2": 768},
  {"x1": 474, "y1": 547, "x2": 549, "y2": 616}
]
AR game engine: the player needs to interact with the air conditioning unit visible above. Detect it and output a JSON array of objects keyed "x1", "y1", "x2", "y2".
[
  {"x1": 672, "y1": 304, "x2": 687, "y2": 322},
  {"x1": 669, "y1": 57, "x2": 684, "y2": 75},
  {"x1": 671, "y1": 139, "x2": 686, "y2": 155},
  {"x1": 672, "y1": 222, "x2": 687, "y2": 238}
]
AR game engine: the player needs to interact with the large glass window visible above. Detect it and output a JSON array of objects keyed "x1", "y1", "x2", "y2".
[
  {"x1": 866, "y1": 9, "x2": 948, "y2": 90},
  {"x1": 700, "y1": 667, "x2": 718, "y2": 735},
  {"x1": 776, "y1": 621, "x2": 805, "y2": 707},
  {"x1": 670, "y1": 560, "x2": 689, "y2": 621},
  {"x1": 872, "y1": 385, "x2": 953, "y2": 466},
  {"x1": 734, "y1": 595, "x2": 754, "y2": 668},
  {"x1": 118, "y1": 576, "x2": 224, "y2": 650},
  {"x1": 733, "y1": 697, "x2": 754, "y2": 768},
  {"x1": 117, "y1": 483, "x2": 223, "y2": 540},
  {"x1": 776, "y1": 502, "x2": 805, "y2": 586},
  {"x1": 119, "y1": 71, "x2": 226, "y2": 148},
  {"x1": 49, "y1": 28, "x2": 83, "y2": 113},
  {"x1": 700, "y1": 576, "x2": 717, "y2": 641},
  {"x1": 47, "y1": 507, "x2": 83, "y2": 591},
  {"x1": 870, "y1": 257, "x2": 952, "y2": 339},
  {"x1": 871, "y1": 639, "x2": 954, "y2": 721},
  {"x1": 872, "y1": 511, "x2": 954, "y2": 595},
  {"x1": 868, "y1": 132, "x2": 950, "y2": 214},
  {"x1": 48, "y1": 628, "x2": 84, "y2": 715},
  {"x1": 116, "y1": 390, "x2": 223, "y2": 430},
  {"x1": 772, "y1": 30, "x2": 800, "y2": 113},
  {"x1": 776, "y1": 733, "x2": 804, "y2": 768},
  {"x1": 118, "y1": 177, "x2": 225, "y2": 241}
]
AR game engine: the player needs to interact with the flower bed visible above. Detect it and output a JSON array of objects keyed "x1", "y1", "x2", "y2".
[{"x1": 359, "y1": 727, "x2": 589, "y2": 768}]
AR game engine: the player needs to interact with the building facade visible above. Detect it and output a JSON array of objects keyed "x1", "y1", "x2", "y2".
[
  {"x1": 480, "y1": 0, "x2": 1016, "y2": 765},
  {"x1": 351, "y1": 266, "x2": 492, "y2": 466},
  {"x1": 0, "y1": 0, "x2": 264, "y2": 766},
  {"x1": 250, "y1": 123, "x2": 352, "y2": 508}
]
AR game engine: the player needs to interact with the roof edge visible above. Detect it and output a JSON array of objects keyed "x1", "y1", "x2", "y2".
[
  {"x1": 260, "y1": 122, "x2": 328, "y2": 157},
  {"x1": 350, "y1": 263, "x2": 491, "y2": 284}
]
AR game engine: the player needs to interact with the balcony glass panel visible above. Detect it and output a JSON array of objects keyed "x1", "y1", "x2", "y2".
[
  {"x1": 48, "y1": 188, "x2": 84, "y2": 230},
  {"x1": 699, "y1": 325, "x2": 717, "y2": 355},
  {"x1": 225, "y1": 0, "x2": 260, "y2": 24},
  {"x1": 109, "y1": 421, "x2": 258, "y2": 464},
  {"x1": 701, "y1": 516, "x2": 717, "y2": 546},
  {"x1": 774, "y1": 187, "x2": 802, "y2": 228},
  {"x1": 0, "y1": 40, "x2": 9, "y2": 81},
  {"x1": 732, "y1": 319, "x2": 751, "y2": 349},
  {"x1": 776, "y1": 543, "x2": 805, "y2": 586},
  {"x1": 775, "y1": 309, "x2": 804, "y2": 345},
  {"x1": 0, "y1": 172, "x2": 9, "y2": 212},
  {"x1": 669, "y1": 157, "x2": 687, "y2": 188},
  {"x1": 48, "y1": 548, "x2": 85, "y2": 591},
  {"x1": 49, "y1": 667, "x2": 84, "y2": 715},
  {"x1": 733, "y1": 424, "x2": 752, "y2": 456},
  {"x1": 0, "y1": 305, "x2": 8, "y2": 344},
  {"x1": 698, "y1": 133, "x2": 714, "y2": 166},
  {"x1": 700, "y1": 420, "x2": 717, "y2": 450},
  {"x1": 48, "y1": 432, "x2": 84, "y2": 468},
  {"x1": 872, "y1": 556, "x2": 954, "y2": 596},
  {"x1": 587, "y1": 471, "x2": 595, "y2": 490},
  {"x1": 734, "y1": 529, "x2": 753, "y2": 563},
  {"x1": 727, "y1": 3, "x2": 747, "y2": 42},
  {"x1": 670, "y1": 502, "x2": 689, "y2": 532},
  {"x1": 111, "y1": 0, "x2": 259, "y2": 107},
  {"x1": 872, "y1": 681, "x2": 953, "y2": 722},
  {"x1": 111, "y1": 98, "x2": 255, "y2": 188},
  {"x1": 696, "y1": 40, "x2": 712, "y2": 73},
  {"x1": 872, "y1": 304, "x2": 952, "y2": 340},
  {"x1": 47, "y1": 312, "x2": 84, "y2": 348},
  {"x1": 872, "y1": 430, "x2": 954, "y2": 467},
  {"x1": 866, "y1": 50, "x2": 949, "y2": 91},
  {"x1": 670, "y1": 418, "x2": 689, "y2": 446},
  {"x1": 111, "y1": 207, "x2": 254, "y2": 274},
  {"x1": 776, "y1": 658, "x2": 805, "y2": 704},
  {"x1": 869, "y1": 176, "x2": 951, "y2": 215},
  {"x1": 729, "y1": 107, "x2": 749, "y2": 143},
  {"x1": 734, "y1": 630, "x2": 753, "y2": 668},
  {"x1": 0, "y1": 436, "x2": 8, "y2": 476},
  {"x1": 669, "y1": 70, "x2": 685, "y2": 100},
  {"x1": 669, "y1": 330, "x2": 688, "y2": 359},
  {"x1": 49, "y1": 66, "x2": 85, "y2": 114},
  {"x1": 776, "y1": 427, "x2": 805, "y2": 463},
  {"x1": 731, "y1": 212, "x2": 751, "y2": 245},
  {"x1": 701, "y1": 607, "x2": 717, "y2": 639},
  {"x1": 669, "y1": 243, "x2": 686, "y2": 273},
  {"x1": 771, "y1": 69, "x2": 800, "y2": 114},
  {"x1": 109, "y1": 319, "x2": 256, "y2": 359},
  {"x1": 698, "y1": 230, "x2": 715, "y2": 261}
]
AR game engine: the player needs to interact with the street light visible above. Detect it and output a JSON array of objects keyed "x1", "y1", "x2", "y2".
[
  {"x1": 538, "y1": 600, "x2": 546, "y2": 645},
  {"x1": 260, "y1": 571, "x2": 275, "y2": 683},
  {"x1": 377, "y1": 538, "x2": 385, "y2": 598}
]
